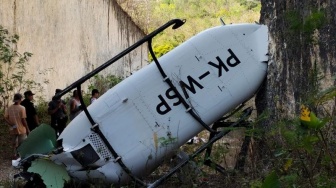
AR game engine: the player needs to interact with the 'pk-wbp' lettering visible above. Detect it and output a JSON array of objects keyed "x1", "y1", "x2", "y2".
[{"x1": 156, "y1": 49, "x2": 241, "y2": 115}]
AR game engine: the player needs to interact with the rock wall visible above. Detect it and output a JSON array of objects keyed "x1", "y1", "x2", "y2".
[
  {"x1": 0, "y1": 0, "x2": 147, "y2": 99},
  {"x1": 258, "y1": 0, "x2": 336, "y2": 123}
]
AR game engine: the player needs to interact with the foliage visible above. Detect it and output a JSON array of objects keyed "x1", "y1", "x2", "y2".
[
  {"x1": 0, "y1": 25, "x2": 31, "y2": 110},
  {"x1": 306, "y1": 63, "x2": 336, "y2": 108},
  {"x1": 0, "y1": 25, "x2": 48, "y2": 112},
  {"x1": 286, "y1": 10, "x2": 327, "y2": 43},
  {"x1": 146, "y1": 0, "x2": 261, "y2": 59},
  {"x1": 87, "y1": 74, "x2": 123, "y2": 95},
  {"x1": 35, "y1": 101, "x2": 51, "y2": 125},
  {"x1": 261, "y1": 171, "x2": 280, "y2": 188},
  {"x1": 258, "y1": 75, "x2": 336, "y2": 187},
  {"x1": 149, "y1": 41, "x2": 175, "y2": 61},
  {"x1": 117, "y1": 0, "x2": 261, "y2": 60},
  {"x1": 238, "y1": 0, "x2": 261, "y2": 11}
]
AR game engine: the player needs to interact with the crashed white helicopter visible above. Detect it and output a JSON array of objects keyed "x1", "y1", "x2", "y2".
[{"x1": 15, "y1": 19, "x2": 269, "y2": 187}]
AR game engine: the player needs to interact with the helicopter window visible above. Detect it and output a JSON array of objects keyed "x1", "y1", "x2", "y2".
[{"x1": 71, "y1": 144, "x2": 100, "y2": 166}]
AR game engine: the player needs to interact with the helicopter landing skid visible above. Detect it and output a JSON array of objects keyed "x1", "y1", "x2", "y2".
[{"x1": 147, "y1": 107, "x2": 253, "y2": 188}]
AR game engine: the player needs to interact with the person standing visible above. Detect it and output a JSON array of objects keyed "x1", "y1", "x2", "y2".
[
  {"x1": 21, "y1": 90, "x2": 40, "y2": 131},
  {"x1": 48, "y1": 89, "x2": 68, "y2": 137},
  {"x1": 90, "y1": 89, "x2": 99, "y2": 104},
  {"x1": 69, "y1": 90, "x2": 82, "y2": 120},
  {"x1": 4, "y1": 93, "x2": 30, "y2": 159}
]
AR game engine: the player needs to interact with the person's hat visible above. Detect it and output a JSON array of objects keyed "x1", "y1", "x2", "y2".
[
  {"x1": 53, "y1": 89, "x2": 62, "y2": 101},
  {"x1": 24, "y1": 90, "x2": 35, "y2": 97},
  {"x1": 13, "y1": 93, "x2": 23, "y2": 102},
  {"x1": 55, "y1": 89, "x2": 62, "y2": 94}
]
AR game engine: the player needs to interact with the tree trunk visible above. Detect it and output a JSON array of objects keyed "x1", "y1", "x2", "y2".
[
  {"x1": 258, "y1": 0, "x2": 336, "y2": 124},
  {"x1": 250, "y1": 0, "x2": 336, "y2": 177}
]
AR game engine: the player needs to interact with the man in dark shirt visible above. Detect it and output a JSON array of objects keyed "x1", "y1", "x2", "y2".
[
  {"x1": 48, "y1": 89, "x2": 68, "y2": 137},
  {"x1": 21, "y1": 90, "x2": 40, "y2": 131}
]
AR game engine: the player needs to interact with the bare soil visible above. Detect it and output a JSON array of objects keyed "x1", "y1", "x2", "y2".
[{"x1": 0, "y1": 123, "x2": 21, "y2": 185}]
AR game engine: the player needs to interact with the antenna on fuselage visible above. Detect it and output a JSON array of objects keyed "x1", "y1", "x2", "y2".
[{"x1": 220, "y1": 17, "x2": 225, "y2": 25}]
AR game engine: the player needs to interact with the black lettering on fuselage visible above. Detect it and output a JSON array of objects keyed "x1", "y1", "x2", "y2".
[
  {"x1": 155, "y1": 49, "x2": 241, "y2": 115},
  {"x1": 208, "y1": 57, "x2": 229, "y2": 77},
  {"x1": 156, "y1": 95, "x2": 171, "y2": 115},
  {"x1": 199, "y1": 71, "x2": 210, "y2": 80},
  {"x1": 179, "y1": 76, "x2": 204, "y2": 99},
  {"x1": 227, "y1": 49, "x2": 241, "y2": 67},
  {"x1": 166, "y1": 87, "x2": 181, "y2": 106},
  {"x1": 208, "y1": 49, "x2": 241, "y2": 77}
]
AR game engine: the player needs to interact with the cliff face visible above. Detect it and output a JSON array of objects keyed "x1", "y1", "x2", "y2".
[
  {"x1": 258, "y1": 0, "x2": 336, "y2": 122},
  {"x1": 0, "y1": 0, "x2": 147, "y2": 98}
]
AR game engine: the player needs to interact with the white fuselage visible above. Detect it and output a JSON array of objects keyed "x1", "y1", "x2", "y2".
[{"x1": 52, "y1": 23, "x2": 269, "y2": 184}]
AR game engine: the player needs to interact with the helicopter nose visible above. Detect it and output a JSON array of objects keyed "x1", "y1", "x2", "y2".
[
  {"x1": 252, "y1": 25, "x2": 269, "y2": 73},
  {"x1": 243, "y1": 24, "x2": 269, "y2": 64}
]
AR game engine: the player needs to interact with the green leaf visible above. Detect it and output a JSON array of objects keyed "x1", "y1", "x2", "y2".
[
  {"x1": 28, "y1": 158, "x2": 70, "y2": 188},
  {"x1": 261, "y1": 171, "x2": 280, "y2": 188},
  {"x1": 301, "y1": 111, "x2": 329, "y2": 129},
  {"x1": 301, "y1": 135, "x2": 319, "y2": 153}
]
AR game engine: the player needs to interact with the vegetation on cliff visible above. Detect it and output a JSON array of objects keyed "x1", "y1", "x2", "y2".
[{"x1": 117, "y1": 0, "x2": 261, "y2": 60}]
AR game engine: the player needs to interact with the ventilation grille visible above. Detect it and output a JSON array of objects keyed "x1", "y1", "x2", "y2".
[{"x1": 88, "y1": 133, "x2": 113, "y2": 160}]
